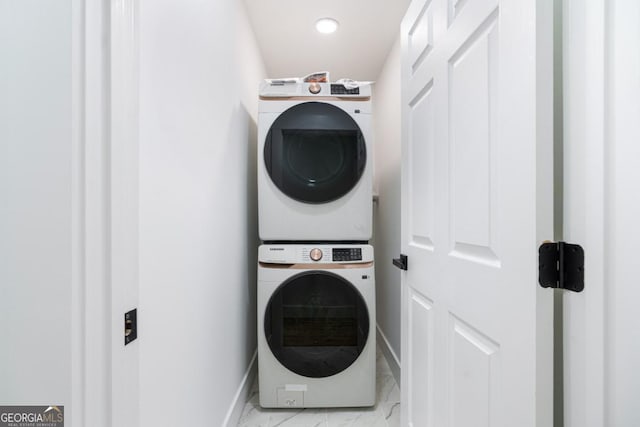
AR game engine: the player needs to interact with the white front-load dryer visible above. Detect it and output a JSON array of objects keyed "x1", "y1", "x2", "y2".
[
  {"x1": 258, "y1": 82, "x2": 373, "y2": 241},
  {"x1": 257, "y1": 244, "x2": 376, "y2": 408}
]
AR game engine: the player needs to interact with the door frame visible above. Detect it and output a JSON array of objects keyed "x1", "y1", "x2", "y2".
[
  {"x1": 70, "y1": 0, "x2": 140, "y2": 425},
  {"x1": 110, "y1": 0, "x2": 140, "y2": 425},
  {"x1": 71, "y1": 0, "x2": 113, "y2": 425},
  {"x1": 563, "y1": 0, "x2": 640, "y2": 426},
  {"x1": 562, "y1": 1, "x2": 606, "y2": 425}
]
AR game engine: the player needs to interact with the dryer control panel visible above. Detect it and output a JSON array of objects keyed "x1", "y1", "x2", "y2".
[{"x1": 259, "y1": 82, "x2": 371, "y2": 98}]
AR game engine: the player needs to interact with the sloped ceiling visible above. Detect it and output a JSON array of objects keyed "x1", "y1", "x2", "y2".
[{"x1": 244, "y1": 0, "x2": 411, "y2": 82}]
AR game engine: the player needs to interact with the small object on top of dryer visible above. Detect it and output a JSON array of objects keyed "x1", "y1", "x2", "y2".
[
  {"x1": 334, "y1": 78, "x2": 374, "y2": 89},
  {"x1": 302, "y1": 71, "x2": 329, "y2": 83}
]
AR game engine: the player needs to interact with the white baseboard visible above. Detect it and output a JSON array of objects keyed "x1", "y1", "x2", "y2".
[
  {"x1": 376, "y1": 325, "x2": 401, "y2": 387},
  {"x1": 222, "y1": 350, "x2": 258, "y2": 427}
]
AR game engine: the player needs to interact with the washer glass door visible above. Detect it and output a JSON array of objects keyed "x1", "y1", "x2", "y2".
[
  {"x1": 264, "y1": 270, "x2": 370, "y2": 378},
  {"x1": 264, "y1": 102, "x2": 366, "y2": 204}
]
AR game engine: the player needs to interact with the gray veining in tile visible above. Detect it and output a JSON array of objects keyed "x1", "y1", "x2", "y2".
[
  {"x1": 237, "y1": 345, "x2": 401, "y2": 427},
  {"x1": 237, "y1": 400, "x2": 270, "y2": 427},
  {"x1": 268, "y1": 408, "x2": 327, "y2": 427},
  {"x1": 326, "y1": 406, "x2": 388, "y2": 427},
  {"x1": 381, "y1": 401, "x2": 400, "y2": 424}
]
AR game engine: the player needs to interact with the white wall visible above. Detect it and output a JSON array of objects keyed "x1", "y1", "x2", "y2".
[
  {"x1": 138, "y1": 0, "x2": 265, "y2": 425},
  {"x1": 0, "y1": 0, "x2": 72, "y2": 410},
  {"x1": 372, "y1": 35, "x2": 402, "y2": 365}
]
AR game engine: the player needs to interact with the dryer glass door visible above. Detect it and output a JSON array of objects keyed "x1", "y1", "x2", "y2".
[
  {"x1": 264, "y1": 270, "x2": 369, "y2": 378},
  {"x1": 264, "y1": 102, "x2": 366, "y2": 204}
]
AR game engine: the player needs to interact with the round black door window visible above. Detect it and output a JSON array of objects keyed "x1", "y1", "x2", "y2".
[
  {"x1": 264, "y1": 102, "x2": 366, "y2": 204},
  {"x1": 264, "y1": 271, "x2": 370, "y2": 378}
]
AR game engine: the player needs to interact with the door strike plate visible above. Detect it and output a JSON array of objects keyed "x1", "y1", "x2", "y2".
[{"x1": 124, "y1": 308, "x2": 137, "y2": 345}]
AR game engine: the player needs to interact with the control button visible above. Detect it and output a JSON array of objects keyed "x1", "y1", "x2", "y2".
[
  {"x1": 309, "y1": 82, "x2": 321, "y2": 94},
  {"x1": 310, "y1": 248, "x2": 323, "y2": 261}
]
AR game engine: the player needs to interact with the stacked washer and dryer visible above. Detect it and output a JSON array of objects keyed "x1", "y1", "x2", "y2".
[{"x1": 257, "y1": 81, "x2": 376, "y2": 408}]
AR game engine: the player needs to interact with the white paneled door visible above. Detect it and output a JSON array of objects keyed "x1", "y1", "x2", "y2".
[{"x1": 399, "y1": 0, "x2": 554, "y2": 426}]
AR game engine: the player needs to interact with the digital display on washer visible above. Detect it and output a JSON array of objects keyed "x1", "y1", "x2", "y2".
[{"x1": 332, "y1": 248, "x2": 362, "y2": 261}]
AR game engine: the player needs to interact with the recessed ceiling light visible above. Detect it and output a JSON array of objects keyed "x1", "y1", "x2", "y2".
[{"x1": 315, "y1": 18, "x2": 339, "y2": 34}]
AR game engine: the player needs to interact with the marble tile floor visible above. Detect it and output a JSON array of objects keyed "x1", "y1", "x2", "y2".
[{"x1": 237, "y1": 346, "x2": 400, "y2": 427}]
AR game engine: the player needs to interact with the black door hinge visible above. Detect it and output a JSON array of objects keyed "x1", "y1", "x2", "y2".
[
  {"x1": 393, "y1": 254, "x2": 408, "y2": 271},
  {"x1": 538, "y1": 241, "x2": 584, "y2": 292}
]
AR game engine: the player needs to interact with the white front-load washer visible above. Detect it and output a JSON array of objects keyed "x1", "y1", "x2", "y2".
[
  {"x1": 258, "y1": 82, "x2": 373, "y2": 241},
  {"x1": 257, "y1": 243, "x2": 376, "y2": 408}
]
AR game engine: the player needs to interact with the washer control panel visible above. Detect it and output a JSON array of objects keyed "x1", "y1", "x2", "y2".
[
  {"x1": 259, "y1": 244, "x2": 373, "y2": 264},
  {"x1": 332, "y1": 248, "x2": 362, "y2": 262}
]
